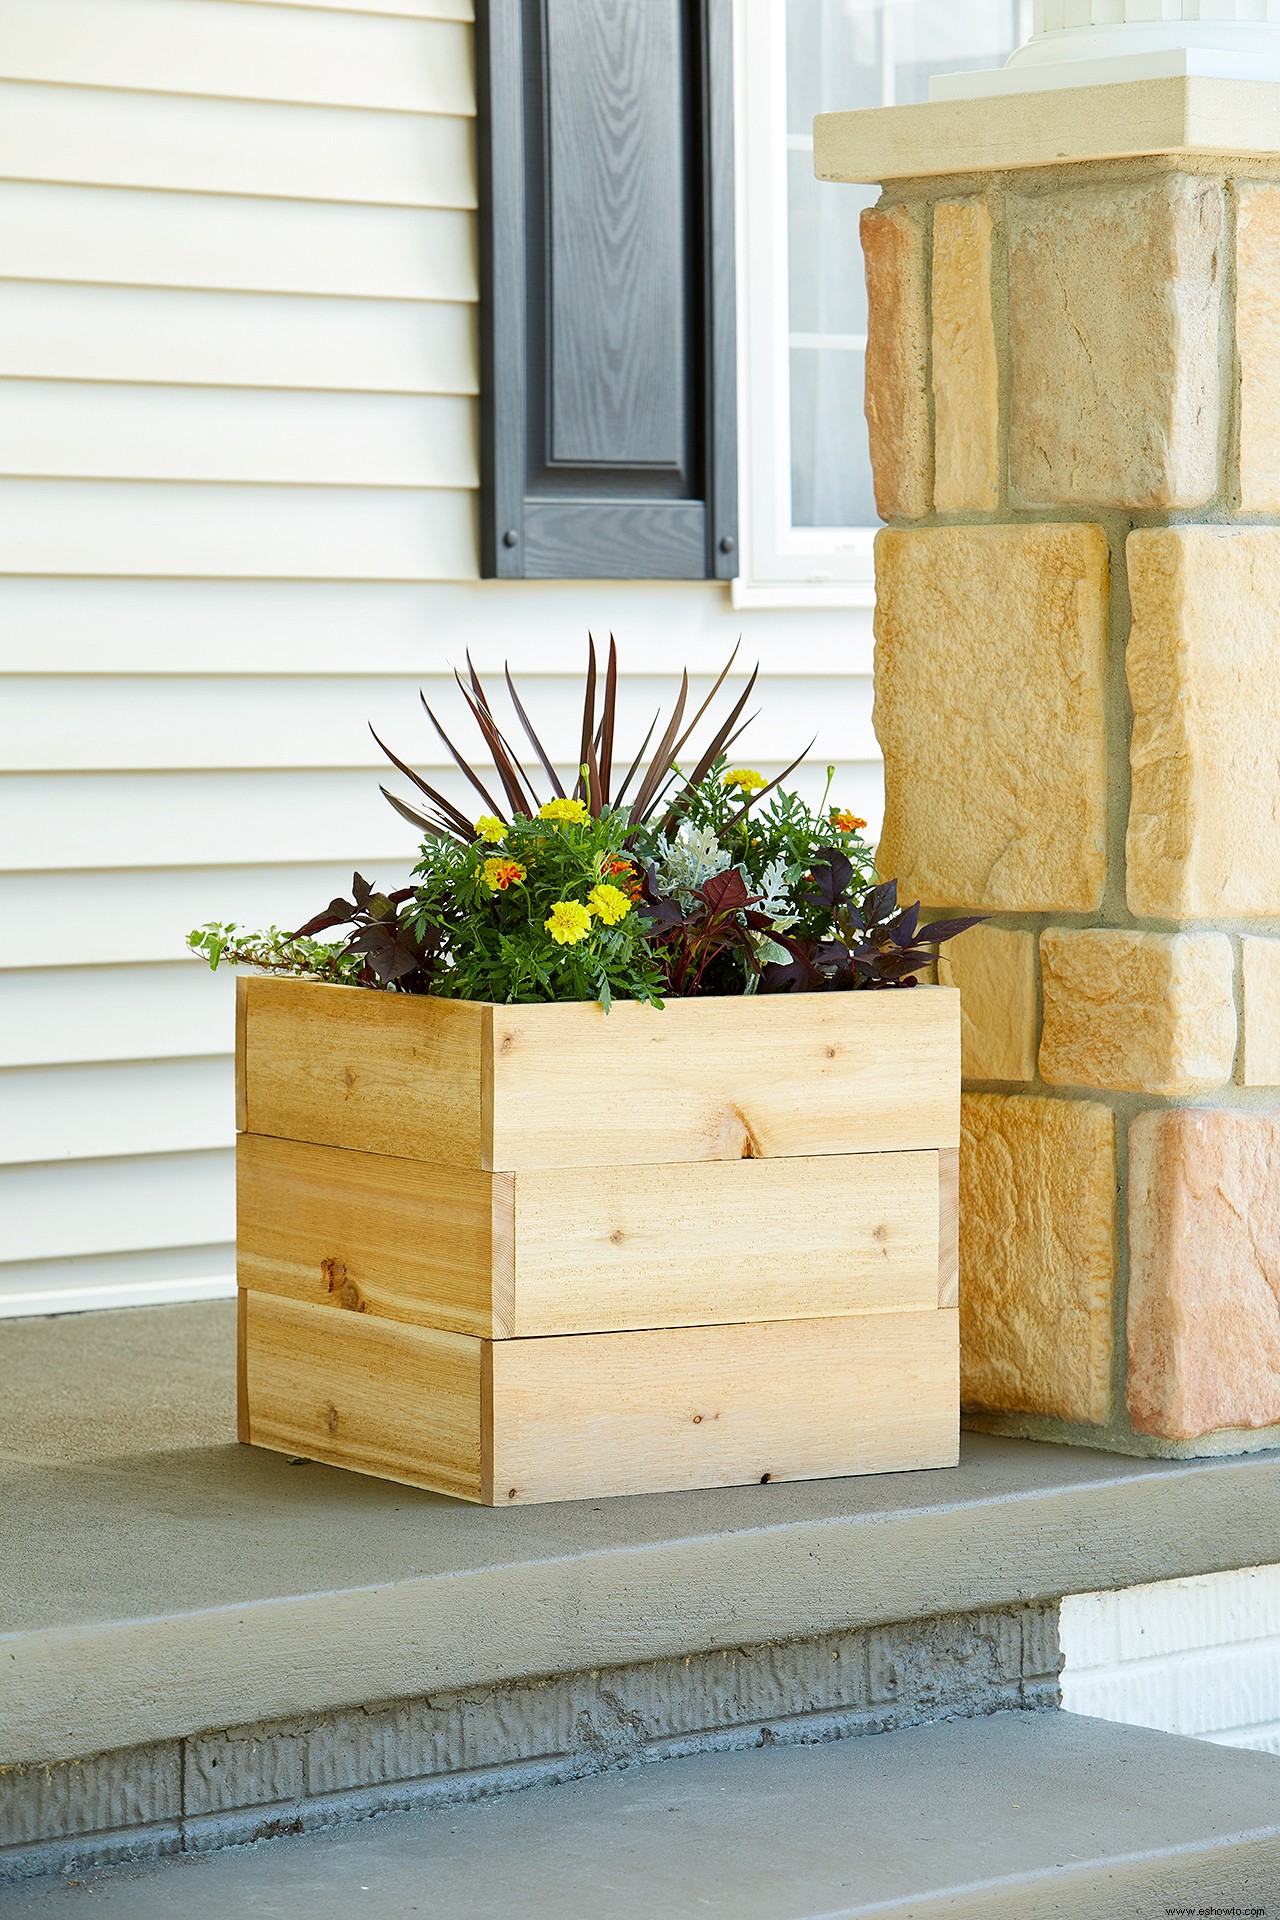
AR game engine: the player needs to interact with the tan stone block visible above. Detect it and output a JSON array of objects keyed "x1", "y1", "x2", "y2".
[
  {"x1": 1008, "y1": 177, "x2": 1222, "y2": 509},
  {"x1": 1126, "y1": 526, "x2": 1280, "y2": 918},
  {"x1": 937, "y1": 925, "x2": 1037, "y2": 1083},
  {"x1": 1242, "y1": 937, "x2": 1280, "y2": 1087},
  {"x1": 1039, "y1": 928, "x2": 1235, "y2": 1095},
  {"x1": 1236, "y1": 183, "x2": 1280, "y2": 512},
  {"x1": 932, "y1": 198, "x2": 999, "y2": 514},
  {"x1": 861, "y1": 202, "x2": 931, "y2": 520},
  {"x1": 960, "y1": 1094, "x2": 1116, "y2": 1425},
  {"x1": 873, "y1": 522, "x2": 1109, "y2": 911},
  {"x1": 1128, "y1": 1108, "x2": 1280, "y2": 1439}
]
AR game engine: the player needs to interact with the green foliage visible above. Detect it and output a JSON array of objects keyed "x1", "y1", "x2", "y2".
[
  {"x1": 187, "y1": 922, "x2": 364, "y2": 984},
  {"x1": 630, "y1": 759, "x2": 891, "y2": 997},
  {"x1": 188, "y1": 649, "x2": 982, "y2": 1009},
  {"x1": 662, "y1": 759, "x2": 879, "y2": 908},
  {"x1": 409, "y1": 802, "x2": 664, "y2": 1011}
]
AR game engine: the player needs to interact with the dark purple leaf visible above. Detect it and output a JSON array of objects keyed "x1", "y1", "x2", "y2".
[
  {"x1": 699, "y1": 867, "x2": 754, "y2": 917},
  {"x1": 916, "y1": 914, "x2": 985, "y2": 946},
  {"x1": 504, "y1": 663, "x2": 565, "y2": 799}
]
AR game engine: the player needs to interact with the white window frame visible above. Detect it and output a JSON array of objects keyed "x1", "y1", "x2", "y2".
[{"x1": 732, "y1": 0, "x2": 877, "y2": 612}]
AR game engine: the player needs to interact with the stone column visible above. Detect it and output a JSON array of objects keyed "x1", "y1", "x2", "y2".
[{"x1": 816, "y1": 55, "x2": 1280, "y2": 1458}]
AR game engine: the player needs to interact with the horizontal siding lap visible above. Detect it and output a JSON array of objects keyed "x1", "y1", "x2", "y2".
[
  {"x1": 0, "y1": 0, "x2": 475, "y2": 115},
  {"x1": 0, "y1": 1149, "x2": 234, "y2": 1264},
  {"x1": 0, "y1": 478, "x2": 480, "y2": 578},
  {"x1": 0, "y1": 185, "x2": 477, "y2": 301},
  {"x1": 0, "y1": 82, "x2": 477, "y2": 209},
  {"x1": 0, "y1": 580, "x2": 876, "y2": 676},
  {"x1": 0, "y1": 675, "x2": 878, "y2": 770},
  {"x1": 0, "y1": 284, "x2": 478, "y2": 395},
  {"x1": 0, "y1": 964, "x2": 235, "y2": 1067},
  {"x1": 0, "y1": 1057, "x2": 234, "y2": 1165},
  {"x1": 0, "y1": 769, "x2": 426, "y2": 870},
  {"x1": 1, "y1": 865, "x2": 421, "y2": 970},
  {"x1": 0, "y1": 763, "x2": 883, "y2": 870},
  {"x1": 0, "y1": 382, "x2": 480, "y2": 488}
]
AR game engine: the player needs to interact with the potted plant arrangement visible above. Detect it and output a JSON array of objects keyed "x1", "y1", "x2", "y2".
[{"x1": 192, "y1": 644, "x2": 973, "y2": 1505}]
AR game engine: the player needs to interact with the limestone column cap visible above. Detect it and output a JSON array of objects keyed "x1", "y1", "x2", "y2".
[{"x1": 814, "y1": 73, "x2": 1280, "y2": 184}]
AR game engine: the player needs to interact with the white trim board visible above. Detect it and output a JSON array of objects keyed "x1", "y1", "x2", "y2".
[{"x1": 0, "y1": 1272, "x2": 236, "y2": 1319}]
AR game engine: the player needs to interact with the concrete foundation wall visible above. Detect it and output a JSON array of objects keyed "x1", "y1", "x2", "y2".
[{"x1": 0, "y1": 1603, "x2": 1059, "y2": 1886}]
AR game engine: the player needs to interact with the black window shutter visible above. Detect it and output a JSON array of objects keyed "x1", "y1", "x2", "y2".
[{"x1": 476, "y1": 0, "x2": 737, "y2": 581}]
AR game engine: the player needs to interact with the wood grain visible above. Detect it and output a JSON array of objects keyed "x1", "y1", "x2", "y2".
[
  {"x1": 234, "y1": 974, "x2": 248, "y2": 1134},
  {"x1": 488, "y1": 989, "x2": 961, "y2": 1169},
  {"x1": 238, "y1": 980, "x2": 959, "y2": 1170},
  {"x1": 510, "y1": 1150, "x2": 941, "y2": 1335},
  {"x1": 240, "y1": 975, "x2": 486, "y2": 1167},
  {"x1": 235, "y1": 1135, "x2": 938, "y2": 1338},
  {"x1": 236, "y1": 1284, "x2": 249, "y2": 1443},
  {"x1": 242, "y1": 1296, "x2": 957, "y2": 1503},
  {"x1": 236, "y1": 1132, "x2": 514, "y2": 1338},
  {"x1": 488, "y1": 1309, "x2": 960, "y2": 1504},
  {"x1": 938, "y1": 1145, "x2": 959, "y2": 1310},
  {"x1": 241, "y1": 1289, "x2": 482, "y2": 1499}
]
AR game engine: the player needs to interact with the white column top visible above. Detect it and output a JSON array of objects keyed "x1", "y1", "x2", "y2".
[{"x1": 935, "y1": 0, "x2": 1280, "y2": 98}]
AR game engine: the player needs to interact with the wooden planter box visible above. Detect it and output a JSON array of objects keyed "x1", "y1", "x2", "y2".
[{"x1": 235, "y1": 976, "x2": 961, "y2": 1504}]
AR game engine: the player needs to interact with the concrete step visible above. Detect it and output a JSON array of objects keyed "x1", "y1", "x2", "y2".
[
  {"x1": 5, "y1": 1709, "x2": 1279, "y2": 1919},
  {"x1": 7, "y1": 1305, "x2": 1280, "y2": 1887}
]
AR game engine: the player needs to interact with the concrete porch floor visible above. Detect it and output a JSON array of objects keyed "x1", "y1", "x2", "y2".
[
  {"x1": 6, "y1": 1301, "x2": 1280, "y2": 1899},
  {"x1": 8, "y1": 1301, "x2": 1280, "y2": 1767}
]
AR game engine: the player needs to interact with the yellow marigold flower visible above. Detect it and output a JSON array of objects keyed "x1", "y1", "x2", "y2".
[
  {"x1": 538, "y1": 797, "x2": 590, "y2": 826},
  {"x1": 475, "y1": 815, "x2": 507, "y2": 844},
  {"x1": 721, "y1": 768, "x2": 766, "y2": 792},
  {"x1": 545, "y1": 899, "x2": 592, "y2": 945},
  {"x1": 481, "y1": 856, "x2": 526, "y2": 892},
  {"x1": 830, "y1": 808, "x2": 868, "y2": 833},
  {"x1": 587, "y1": 882, "x2": 631, "y2": 926}
]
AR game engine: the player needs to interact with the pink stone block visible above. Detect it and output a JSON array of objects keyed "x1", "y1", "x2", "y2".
[{"x1": 1128, "y1": 1108, "x2": 1280, "y2": 1440}]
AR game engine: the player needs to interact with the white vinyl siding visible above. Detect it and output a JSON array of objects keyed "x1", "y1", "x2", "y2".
[
  {"x1": 1062, "y1": 1568, "x2": 1280, "y2": 1756},
  {"x1": 0, "y1": 0, "x2": 879, "y2": 1314}
]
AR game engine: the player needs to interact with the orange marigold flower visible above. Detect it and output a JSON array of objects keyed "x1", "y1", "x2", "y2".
[
  {"x1": 604, "y1": 856, "x2": 642, "y2": 901},
  {"x1": 830, "y1": 809, "x2": 867, "y2": 833},
  {"x1": 481, "y1": 856, "x2": 526, "y2": 892}
]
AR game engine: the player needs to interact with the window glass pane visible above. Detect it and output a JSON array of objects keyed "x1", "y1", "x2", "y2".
[
  {"x1": 790, "y1": 346, "x2": 878, "y2": 529},
  {"x1": 786, "y1": 152, "x2": 870, "y2": 338},
  {"x1": 893, "y1": 0, "x2": 1021, "y2": 105},
  {"x1": 784, "y1": 0, "x2": 1024, "y2": 530},
  {"x1": 786, "y1": 0, "x2": 883, "y2": 133}
]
